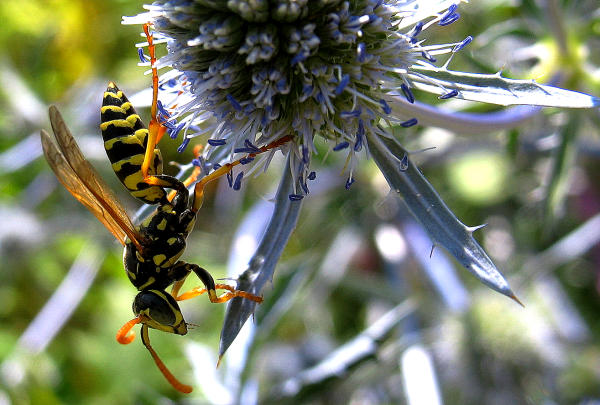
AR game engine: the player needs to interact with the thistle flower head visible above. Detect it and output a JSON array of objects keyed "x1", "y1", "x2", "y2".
[{"x1": 125, "y1": 0, "x2": 468, "y2": 193}]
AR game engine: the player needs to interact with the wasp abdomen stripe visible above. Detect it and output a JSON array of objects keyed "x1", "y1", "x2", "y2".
[
  {"x1": 101, "y1": 123, "x2": 139, "y2": 141},
  {"x1": 100, "y1": 105, "x2": 130, "y2": 122},
  {"x1": 100, "y1": 113, "x2": 145, "y2": 135},
  {"x1": 101, "y1": 82, "x2": 165, "y2": 204},
  {"x1": 104, "y1": 139, "x2": 146, "y2": 163},
  {"x1": 112, "y1": 159, "x2": 147, "y2": 180}
]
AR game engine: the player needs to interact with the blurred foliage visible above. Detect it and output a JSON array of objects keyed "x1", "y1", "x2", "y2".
[
  {"x1": 0, "y1": 0, "x2": 141, "y2": 99},
  {"x1": 0, "y1": 0, "x2": 599, "y2": 404}
]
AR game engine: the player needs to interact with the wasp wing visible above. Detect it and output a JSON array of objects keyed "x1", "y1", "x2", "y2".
[{"x1": 41, "y1": 105, "x2": 145, "y2": 252}]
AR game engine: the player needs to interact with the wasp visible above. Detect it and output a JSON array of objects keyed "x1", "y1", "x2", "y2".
[
  {"x1": 40, "y1": 25, "x2": 291, "y2": 394},
  {"x1": 40, "y1": 96, "x2": 291, "y2": 392}
]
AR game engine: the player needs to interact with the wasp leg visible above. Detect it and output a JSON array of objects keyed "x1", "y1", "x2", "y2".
[
  {"x1": 140, "y1": 23, "x2": 165, "y2": 181},
  {"x1": 191, "y1": 135, "x2": 294, "y2": 212},
  {"x1": 170, "y1": 278, "x2": 187, "y2": 300},
  {"x1": 176, "y1": 283, "x2": 258, "y2": 302},
  {"x1": 167, "y1": 145, "x2": 203, "y2": 202},
  {"x1": 144, "y1": 174, "x2": 191, "y2": 210},
  {"x1": 168, "y1": 261, "x2": 263, "y2": 303},
  {"x1": 140, "y1": 174, "x2": 197, "y2": 232},
  {"x1": 144, "y1": 174, "x2": 188, "y2": 196},
  {"x1": 140, "y1": 323, "x2": 193, "y2": 394}
]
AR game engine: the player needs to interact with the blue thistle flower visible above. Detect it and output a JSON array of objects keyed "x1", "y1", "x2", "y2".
[{"x1": 125, "y1": 0, "x2": 469, "y2": 188}]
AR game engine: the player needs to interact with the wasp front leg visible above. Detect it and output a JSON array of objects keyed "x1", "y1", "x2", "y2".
[
  {"x1": 140, "y1": 23, "x2": 169, "y2": 186},
  {"x1": 168, "y1": 262, "x2": 263, "y2": 304},
  {"x1": 100, "y1": 25, "x2": 171, "y2": 205}
]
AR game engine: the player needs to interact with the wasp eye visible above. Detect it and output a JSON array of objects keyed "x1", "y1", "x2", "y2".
[{"x1": 133, "y1": 290, "x2": 181, "y2": 327}]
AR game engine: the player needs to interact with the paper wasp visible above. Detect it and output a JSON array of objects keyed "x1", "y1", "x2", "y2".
[{"x1": 40, "y1": 24, "x2": 291, "y2": 394}]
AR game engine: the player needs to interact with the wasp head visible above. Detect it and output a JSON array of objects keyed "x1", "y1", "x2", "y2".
[{"x1": 133, "y1": 290, "x2": 187, "y2": 335}]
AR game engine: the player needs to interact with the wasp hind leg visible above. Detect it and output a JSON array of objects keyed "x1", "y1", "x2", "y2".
[{"x1": 168, "y1": 262, "x2": 263, "y2": 304}]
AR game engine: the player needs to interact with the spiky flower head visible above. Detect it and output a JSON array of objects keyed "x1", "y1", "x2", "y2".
[{"x1": 125, "y1": 0, "x2": 469, "y2": 192}]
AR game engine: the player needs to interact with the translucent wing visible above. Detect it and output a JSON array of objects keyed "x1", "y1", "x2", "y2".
[{"x1": 41, "y1": 105, "x2": 145, "y2": 252}]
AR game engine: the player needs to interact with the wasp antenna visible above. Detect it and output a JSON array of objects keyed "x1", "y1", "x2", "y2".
[
  {"x1": 116, "y1": 317, "x2": 142, "y2": 345},
  {"x1": 141, "y1": 324, "x2": 193, "y2": 394}
]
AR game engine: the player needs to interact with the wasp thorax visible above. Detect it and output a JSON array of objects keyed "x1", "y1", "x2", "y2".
[{"x1": 133, "y1": 290, "x2": 187, "y2": 335}]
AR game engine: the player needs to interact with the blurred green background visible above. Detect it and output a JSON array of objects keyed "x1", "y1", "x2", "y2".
[{"x1": 1, "y1": 0, "x2": 600, "y2": 404}]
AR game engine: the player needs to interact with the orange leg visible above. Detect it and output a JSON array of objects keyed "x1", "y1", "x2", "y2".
[
  {"x1": 191, "y1": 135, "x2": 293, "y2": 212},
  {"x1": 167, "y1": 144, "x2": 203, "y2": 202},
  {"x1": 170, "y1": 277, "x2": 187, "y2": 300},
  {"x1": 168, "y1": 263, "x2": 264, "y2": 304},
  {"x1": 137, "y1": 21, "x2": 171, "y2": 192},
  {"x1": 175, "y1": 283, "x2": 263, "y2": 303},
  {"x1": 141, "y1": 23, "x2": 165, "y2": 180}
]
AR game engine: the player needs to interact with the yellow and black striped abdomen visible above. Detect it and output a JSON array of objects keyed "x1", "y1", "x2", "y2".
[{"x1": 100, "y1": 82, "x2": 165, "y2": 204}]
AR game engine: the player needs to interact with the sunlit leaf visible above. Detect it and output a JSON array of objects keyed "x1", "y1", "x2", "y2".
[
  {"x1": 367, "y1": 133, "x2": 522, "y2": 305},
  {"x1": 219, "y1": 156, "x2": 303, "y2": 357},
  {"x1": 409, "y1": 67, "x2": 600, "y2": 108}
]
